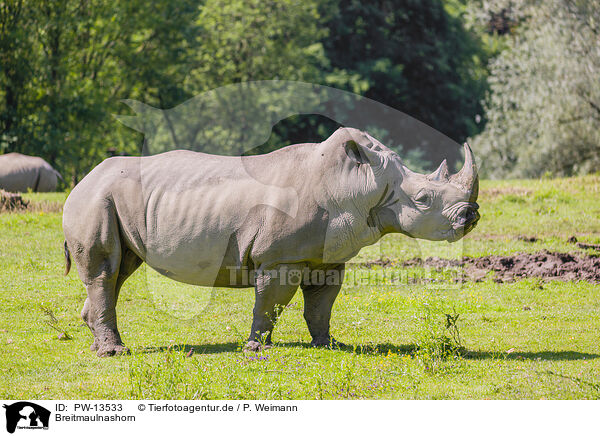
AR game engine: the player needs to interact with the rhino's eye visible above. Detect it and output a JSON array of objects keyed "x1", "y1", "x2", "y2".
[{"x1": 414, "y1": 191, "x2": 433, "y2": 209}]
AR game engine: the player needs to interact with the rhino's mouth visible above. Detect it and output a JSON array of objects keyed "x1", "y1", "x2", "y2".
[
  {"x1": 445, "y1": 217, "x2": 479, "y2": 242},
  {"x1": 462, "y1": 218, "x2": 478, "y2": 235},
  {"x1": 448, "y1": 204, "x2": 480, "y2": 237}
]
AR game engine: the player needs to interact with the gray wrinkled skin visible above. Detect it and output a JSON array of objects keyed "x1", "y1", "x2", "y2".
[
  {"x1": 62, "y1": 127, "x2": 479, "y2": 357},
  {"x1": 0, "y1": 153, "x2": 62, "y2": 192}
]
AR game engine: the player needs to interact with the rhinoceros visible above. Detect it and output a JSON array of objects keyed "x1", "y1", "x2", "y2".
[
  {"x1": 62, "y1": 127, "x2": 479, "y2": 356},
  {"x1": 0, "y1": 153, "x2": 62, "y2": 192}
]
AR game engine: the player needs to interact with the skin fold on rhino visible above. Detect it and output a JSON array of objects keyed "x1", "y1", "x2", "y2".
[
  {"x1": 0, "y1": 153, "x2": 62, "y2": 193},
  {"x1": 62, "y1": 127, "x2": 480, "y2": 357}
]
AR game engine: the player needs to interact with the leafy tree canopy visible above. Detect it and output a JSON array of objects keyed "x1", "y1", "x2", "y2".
[
  {"x1": 472, "y1": 0, "x2": 600, "y2": 178},
  {"x1": 0, "y1": 0, "x2": 490, "y2": 183}
]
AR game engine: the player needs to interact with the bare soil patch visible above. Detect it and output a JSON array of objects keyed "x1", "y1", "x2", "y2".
[
  {"x1": 480, "y1": 186, "x2": 533, "y2": 199},
  {"x1": 364, "y1": 251, "x2": 600, "y2": 283},
  {"x1": 567, "y1": 235, "x2": 600, "y2": 251},
  {"x1": 516, "y1": 235, "x2": 538, "y2": 243}
]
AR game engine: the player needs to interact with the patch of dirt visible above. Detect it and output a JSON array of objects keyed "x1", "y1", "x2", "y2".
[
  {"x1": 0, "y1": 190, "x2": 28, "y2": 212},
  {"x1": 480, "y1": 186, "x2": 533, "y2": 199},
  {"x1": 362, "y1": 259, "x2": 394, "y2": 269},
  {"x1": 516, "y1": 235, "x2": 538, "y2": 243},
  {"x1": 567, "y1": 235, "x2": 600, "y2": 251},
  {"x1": 402, "y1": 251, "x2": 600, "y2": 283},
  {"x1": 576, "y1": 242, "x2": 600, "y2": 251},
  {"x1": 363, "y1": 251, "x2": 600, "y2": 283}
]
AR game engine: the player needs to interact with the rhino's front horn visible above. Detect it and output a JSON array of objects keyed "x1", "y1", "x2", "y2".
[
  {"x1": 450, "y1": 142, "x2": 479, "y2": 202},
  {"x1": 429, "y1": 159, "x2": 450, "y2": 181}
]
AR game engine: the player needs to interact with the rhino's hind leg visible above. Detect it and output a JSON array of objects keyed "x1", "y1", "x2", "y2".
[
  {"x1": 114, "y1": 248, "x2": 143, "y2": 301},
  {"x1": 245, "y1": 266, "x2": 300, "y2": 352},
  {"x1": 87, "y1": 249, "x2": 141, "y2": 353},
  {"x1": 301, "y1": 264, "x2": 345, "y2": 348},
  {"x1": 82, "y1": 274, "x2": 128, "y2": 357},
  {"x1": 67, "y1": 202, "x2": 139, "y2": 358}
]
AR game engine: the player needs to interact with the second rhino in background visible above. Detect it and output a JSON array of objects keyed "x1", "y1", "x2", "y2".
[{"x1": 0, "y1": 153, "x2": 62, "y2": 192}]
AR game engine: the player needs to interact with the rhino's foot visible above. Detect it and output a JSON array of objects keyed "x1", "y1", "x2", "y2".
[
  {"x1": 243, "y1": 340, "x2": 272, "y2": 352},
  {"x1": 90, "y1": 339, "x2": 99, "y2": 352},
  {"x1": 311, "y1": 337, "x2": 345, "y2": 349},
  {"x1": 96, "y1": 344, "x2": 130, "y2": 358}
]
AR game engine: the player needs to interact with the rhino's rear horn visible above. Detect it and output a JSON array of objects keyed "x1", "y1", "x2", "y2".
[
  {"x1": 450, "y1": 142, "x2": 478, "y2": 200},
  {"x1": 429, "y1": 159, "x2": 450, "y2": 181}
]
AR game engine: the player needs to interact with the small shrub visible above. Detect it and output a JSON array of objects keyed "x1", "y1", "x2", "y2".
[{"x1": 414, "y1": 301, "x2": 464, "y2": 374}]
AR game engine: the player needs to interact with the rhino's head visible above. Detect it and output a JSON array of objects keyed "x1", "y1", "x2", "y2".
[
  {"x1": 333, "y1": 128, "x2": 480, "y2": 243},
  {"x1": 391, "y1": 143, "x2": 479, "y2": 242}
]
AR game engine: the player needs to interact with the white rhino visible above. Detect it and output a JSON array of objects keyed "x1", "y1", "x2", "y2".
[
  {"x1": 0, "y1": 153, "x2": 62, "y2": 192},
  {"x1": 62, "y1": 127, "x2": 479, "y2": 356}
]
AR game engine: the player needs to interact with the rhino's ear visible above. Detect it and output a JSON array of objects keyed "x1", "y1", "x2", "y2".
[{"x1": 344, "y1": 139, "x2": 382, "y2": 167}]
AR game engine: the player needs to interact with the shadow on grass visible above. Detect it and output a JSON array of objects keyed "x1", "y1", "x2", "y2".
[
  {"x1": 140, "y1": 342, "x2": 240, "y2": 355},
  {"x1": 463, "y1": 350, "x2": 600, "y2": 361},
  {"x1": 280, "y1": 342, "x2": 600, "y2": 361},
  {"x1": 139, "y1": 341, "x2": 599, "y2": 361}
]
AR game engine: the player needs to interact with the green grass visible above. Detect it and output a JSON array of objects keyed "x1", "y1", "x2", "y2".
[{"x1": 0, "y1": 176, "x2": 599, "y2": 399}]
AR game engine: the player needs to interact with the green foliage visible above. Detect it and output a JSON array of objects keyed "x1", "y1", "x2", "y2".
[
  {"x1": 193, "y1": 0, "x2": 326, "y2": 88},
  {"x1": 261, "y1": 0, "x2": 491, "y2": 169},
  {"x1": 321, "y1": 0, "x2": 489, "y2": 146},
  {"x1": 1, "y1": 0, "x2": 159, "y2": 182},
  {"x1": 473, "y1": 0, "x2": 600, "y2": 178},
  {"x1": 1, "y1": 0, "x2": 490, "y2": 183}
]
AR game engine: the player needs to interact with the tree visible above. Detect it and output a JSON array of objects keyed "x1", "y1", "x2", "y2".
[
  {"x1": 319, "y1": 0, "x2": 488, "y2": 168},
  {"x1": 473, "y1": 0, "x2": 600, "y2": 178},
  {"x1": 254, "y1": 0, "x2": 490, "y2": 169},
  {"x1": 192, "y1": 0, "x2": 326, "y2": 89},
  {"x1": 0, "y1": 0, "x2": 202, "y2": 184},
  {"x1": 0, "y1": 0, "x2": 491, "y2": 183},
  {"x1": 0, "y1": 0, "x2": 35, "y2": 153}
]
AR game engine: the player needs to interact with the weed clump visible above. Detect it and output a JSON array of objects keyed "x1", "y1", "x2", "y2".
[
  {"x1": 414, "y1": 300, "x2": 464, "y2": 374},
  {"x1": 40, "y1": 306, "x2": 72, "y2": 340}
]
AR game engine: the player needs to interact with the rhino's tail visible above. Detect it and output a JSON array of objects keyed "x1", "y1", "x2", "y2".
[{"x1": 63, "y1": 241, "x2": 71, "y2": 276}]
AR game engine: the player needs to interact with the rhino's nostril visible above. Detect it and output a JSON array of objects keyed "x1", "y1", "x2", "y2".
[
  {"x1": 466, "y1": 208, "x2": 479, "y2": 225},
  {"x1": 457, "y1": 206, "x2": 479, "y2": 227}
]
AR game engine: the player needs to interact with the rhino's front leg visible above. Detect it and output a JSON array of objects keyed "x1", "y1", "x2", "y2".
[
  {"x1": 245, "y1": 266, "x2": 300, "y2": 352},
  {"x1": 301, "y1": 263, "x2": 345, "y2": 347}
]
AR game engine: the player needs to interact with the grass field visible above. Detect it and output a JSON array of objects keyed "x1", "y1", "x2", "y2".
[{"x1": 1, "y1": 176, "x2": 599, "y2": 399}]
